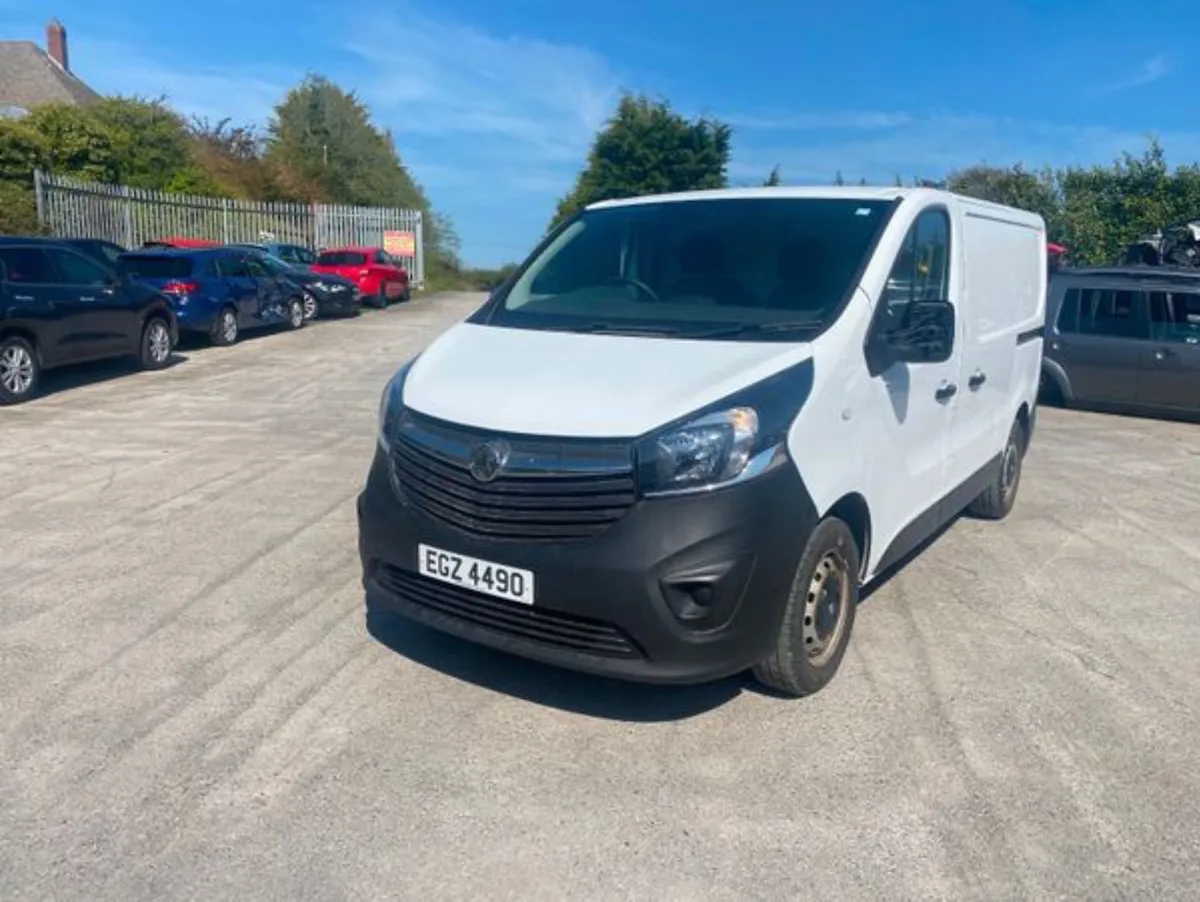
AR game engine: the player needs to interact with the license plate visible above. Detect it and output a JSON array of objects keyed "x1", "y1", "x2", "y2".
[
  {"x1": 417, "y1": 543, "x2": 534, "y2": 605},
  {"x1": 385, "y1": 283, "x2": 402, "y2": 296}
]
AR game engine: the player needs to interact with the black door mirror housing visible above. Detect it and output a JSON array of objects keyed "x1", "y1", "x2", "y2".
[{"x1": 867, "y1": 299, "x2": 956, "y2": 374}]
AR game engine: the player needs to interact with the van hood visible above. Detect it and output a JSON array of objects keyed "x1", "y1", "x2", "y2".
[{"x1": 402, "y1": 322, "x2": 814, "y2": 438}]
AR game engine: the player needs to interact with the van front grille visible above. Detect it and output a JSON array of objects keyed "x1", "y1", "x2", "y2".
[{"x1": 388, "y1": 412, "x2": 637, "y2": 543}]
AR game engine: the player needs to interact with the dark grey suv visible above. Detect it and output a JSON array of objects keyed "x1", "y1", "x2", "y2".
[{"x1": 1042, "y1": 267, "x2": 1200, "y2": 418}]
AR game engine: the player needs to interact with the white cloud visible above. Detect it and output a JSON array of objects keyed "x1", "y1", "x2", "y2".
[
  {"x1": 1100, "y1": 53, "x2": 1170, "y2": 93},
  {"x1": 340, "y1": 7, "x2": 621, "y2": 168},
  {"x1": 728, "y1": 112, "x2": 1192, "y2": 186},
  {"x1": 67, "y1": 36, "x2": 295, "y2": 126}
]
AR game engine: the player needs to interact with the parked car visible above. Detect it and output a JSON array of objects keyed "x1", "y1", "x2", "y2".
[
  {"x1": 1042, "y1": 266, "x2": 1200, "y2": 418},
  {"x1": 235, "y1": 241, "x2": 318, "y2": 267},
  {"x1": 0, "y1": 239, "x2": 178, "y2": 405},
  {"x1": 312, "y1": 246, "x2": 410, "y2": 307},
  {"x1": 142, "y1": 237, "x2": 220, "y2": 250},
  {"x1": 226, "y1": 244, "x2": 361, "y2": 320},
  {"x1": 0, "y1": 235, "x2": 128, "y2": 268},
  {"x1": 358, "y1": 187, "x2": 1046, "y2": 699},
  {"x1": 117, "y1": 246, "x2": 308, "y2": 346}
]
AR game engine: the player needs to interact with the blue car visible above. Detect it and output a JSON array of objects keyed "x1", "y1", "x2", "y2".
[{"x1": 117, "y1": 246, "x2": 308, "y2": 345}]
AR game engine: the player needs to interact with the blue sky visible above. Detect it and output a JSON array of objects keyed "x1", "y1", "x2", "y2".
[{"x1": 5, "y1": 0, "x2": 1195, "y2": 266}]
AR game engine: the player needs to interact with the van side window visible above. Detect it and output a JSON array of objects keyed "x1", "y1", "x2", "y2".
[
  {"x1": 878, "y1": 207, "x2": 951, "y2": 328},
  {"x1": 1148, "y1": 290, "x2": 1200, "y2": 344},
  {"x1": 1063, "y1": 288, "x2": 1145, "y2": 339}
]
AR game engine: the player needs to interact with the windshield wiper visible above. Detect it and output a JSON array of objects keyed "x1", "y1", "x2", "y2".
[
  {"x1": 693, "y1": 320, "x2": 824, "y2": 339},
  {"x1": 549, "y1": 322, "x2": 687, "y2": 336}
]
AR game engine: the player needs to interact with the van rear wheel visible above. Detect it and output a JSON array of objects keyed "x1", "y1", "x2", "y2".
[
  {"x1": 753, "y1": 517, "x2": 860, "y2": 698},
  {"x1": 967, "y1": 418, "x2": 1025, "y2": 521}
]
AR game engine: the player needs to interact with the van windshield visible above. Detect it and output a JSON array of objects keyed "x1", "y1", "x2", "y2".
[{"x1": 487, "y1": 196, "x2": 896, "y2": 340}]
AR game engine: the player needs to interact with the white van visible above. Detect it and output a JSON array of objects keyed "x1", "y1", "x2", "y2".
[{"x1": 358, "y1": 187, "x2": 1046, "y2": 697}]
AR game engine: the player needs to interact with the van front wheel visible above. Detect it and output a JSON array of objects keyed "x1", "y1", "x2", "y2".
[{"x1": 753, "y1": 517, "x2": 860, "y2": 698}]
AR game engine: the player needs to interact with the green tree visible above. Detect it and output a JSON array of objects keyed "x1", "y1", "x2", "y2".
[
  {"x1": 89, "y1": 96, "x2": 196, "y2": 190},
  {"x1": 266, "y1": 74, "x2": 459, "y2": 275},
  {"x1": 0, "y1": 119, "x2": 49, "y2": 182},
  {"x1": 763, "y1": 164, "x2": 782, "y2": 187},
  {"x1": 21, "y1": 104, "x2": 118, "y2": 182},
  {"x1": 551, "y1": 92, "x2": 732, "y2": 229},
  {"x1": 0, "y1": 119, "x2": 50, "y2": 234},
  {"x1": 947, "y1": 162, "x2": 1063, "y2": 240}
]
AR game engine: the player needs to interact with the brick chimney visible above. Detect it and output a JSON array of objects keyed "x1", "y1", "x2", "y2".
[{"x1": 46, "y1": 18, "x2": 68, "y2": 72}]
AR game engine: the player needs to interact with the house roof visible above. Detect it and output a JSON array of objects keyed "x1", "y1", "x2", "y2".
[{"x1": 0, "y1": 40, "x2": 100, "y2": 111}]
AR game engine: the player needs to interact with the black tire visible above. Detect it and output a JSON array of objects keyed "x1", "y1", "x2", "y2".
[
  {"x1": 1038, "y1": 368, "x2": 1068, "y2": 407},
  {"x1": 139, "y1": 317, "x2": 172, "y2": 370},
  {"x1": 967, "y1": 417, "x2": 1026, "y2": 521},
  {"x1": 399, "y1": 285, "x2": 411, "y2": 302},
  {"x1": 0, "y1": 335, "x2": 40, "y2": 406},
  {"x1": 286, "y1": 297, "x2": 305, "y2": 330},
  {"x1": 211, "y1": 307, "x2": 238, "y2": 346},
  {"x1": 753, "y1": 517, "x2": 860, "y2": 698}
]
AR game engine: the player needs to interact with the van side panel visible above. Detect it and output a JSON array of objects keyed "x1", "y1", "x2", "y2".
[
  {"x1": 960, "y1": 203, "x2": 1046, "y2": 449},
  {"x1": 789, "y1": 193, "x2": 1046, "y2": 586},
  {"x1": 940, "y1": 205, "x2": 1045, "y2": 494},
  {"x1": 787, "y1": 195, "x2": 961, "y2": 582}
]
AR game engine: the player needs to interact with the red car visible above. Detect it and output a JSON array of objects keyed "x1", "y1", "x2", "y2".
[
  {"x1": 312, "y1": 246, "x2": 410, "y2": 308},
  {"x1": 143, "y1": 236, "x2": 220, "y2": 249}
]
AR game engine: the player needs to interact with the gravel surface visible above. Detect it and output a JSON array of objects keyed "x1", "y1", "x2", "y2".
[{"x1": 2, "y1": 291, "x2": 1198, "y2": 900}]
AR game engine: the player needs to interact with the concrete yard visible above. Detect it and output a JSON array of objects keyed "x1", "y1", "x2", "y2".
[{"x1": 1, "y1": 291, "x2": 1198, "y2": 900}]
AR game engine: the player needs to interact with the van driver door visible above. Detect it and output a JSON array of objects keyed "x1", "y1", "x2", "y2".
[{"x1": 863, "y1": 206, "x2": 959, "y2": 574}]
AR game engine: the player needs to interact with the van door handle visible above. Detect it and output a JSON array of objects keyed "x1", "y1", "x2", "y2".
[
  {"x1": 935, "y1": 382, "x2": 958, "y2": 402},
  {"x1": 968, "y1": 371, "x2": 987, "y2": 390},
  {"x1": 13, "y1": 294, "x2": 34, "y2": 302},
  {"x1": 79, "y1": 295, "x2": 95, "y2": 302}
]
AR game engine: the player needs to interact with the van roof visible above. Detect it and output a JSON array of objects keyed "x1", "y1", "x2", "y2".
[{"x1": 586, "y1": 186, "x2": 1042, "y2": 222}]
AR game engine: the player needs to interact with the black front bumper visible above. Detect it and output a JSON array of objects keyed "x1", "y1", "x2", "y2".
[
  {"x1": 357, "y1": 445, "x2": 818, "y2": 684},
  {"x1": 316, "y1": 292, "x2": 361, "y2": 315}
]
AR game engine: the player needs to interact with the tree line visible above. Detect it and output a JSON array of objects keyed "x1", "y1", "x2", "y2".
[
  {"x1": 0, "y1": 75, "x2": 487, "y2": 288},
  {"x1": 553, "y1": 93, "x2": 1197, "y2": 267},
  {"x1": 4, "y1": 82, "x2": 1192, "y2": 283}
]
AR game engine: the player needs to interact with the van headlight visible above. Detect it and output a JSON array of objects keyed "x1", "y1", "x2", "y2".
[
  {"x1": 377, "y1": 358, "x2": 417, "y2": 452},
  {"x1": 637, "y1": 407, "x2": 772, "y2": 496}
]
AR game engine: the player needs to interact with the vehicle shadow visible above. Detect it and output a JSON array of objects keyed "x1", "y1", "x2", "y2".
[
  {"x1": 35, "y1": 353, "x2": 189, "y2": 399},
  {"x1": 364, "y1": 598, "x2": 747, "y2": 722}
]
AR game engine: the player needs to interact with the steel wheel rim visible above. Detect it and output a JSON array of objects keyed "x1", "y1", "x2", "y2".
[
  {"x1": 290, "y1": 302, "x2": 303, "y2": 327},
  {"x1": 0, "y1": 345, "x2": 34, "y2": 395},
  {"x1": 148, "y1": 323, "x2": 170, "y2": 363},
  {"x1": 1001, "y1": 434, "x2": 1021, "y2": 500},
  {"x1": 303, "y1": 295, "x2": 317, "y2": 319},
  {"x1": 801, "y1": 550, "x2": 850, "y2": 667},
  {"x1": 222, "y1": 312, "x2": 237, "y2": 343}
]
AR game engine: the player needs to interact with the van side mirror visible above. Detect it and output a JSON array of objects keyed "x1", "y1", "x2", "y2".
[{"x1": 867, "y1": 299, "x2": 955, "y2": 373}]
